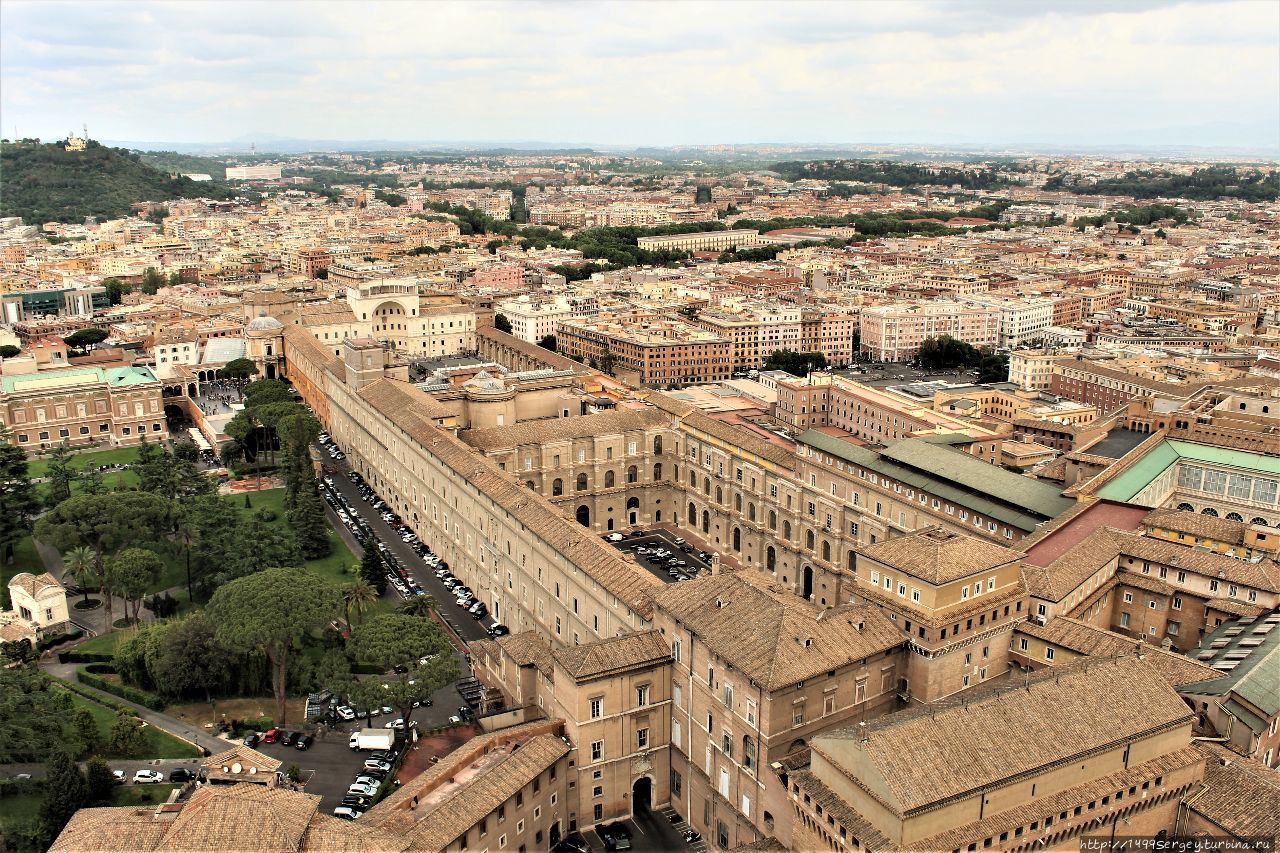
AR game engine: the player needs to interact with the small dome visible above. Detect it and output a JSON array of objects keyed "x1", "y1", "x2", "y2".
[{"x1": 246, "y1": 310, "x2": 284, "y2": 332}]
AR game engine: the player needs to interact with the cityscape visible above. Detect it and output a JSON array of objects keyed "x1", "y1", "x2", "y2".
[{"x1": 0, "y1": 2, "x2": 1278, "y2": 853}]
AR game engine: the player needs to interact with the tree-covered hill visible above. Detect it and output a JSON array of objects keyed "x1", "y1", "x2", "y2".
[
  {"x1": 137, "y1": 150, "x2": 229, "y2": 180},
  {"x1": 0, "y1": 140, "x2": 235, "y2": 224},
  {"x1": 769, "y1": 159, "x2": 1014, "y2": 190},
  {"x1": 1043, "y1": 167, "x2": 1278, "y2": 202}
]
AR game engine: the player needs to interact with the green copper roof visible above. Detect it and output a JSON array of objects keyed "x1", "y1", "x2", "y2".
[
  {"x1": 1, "y1": 365, "x2": 157, "y2": 394},
  {"x1": 797, "y1": 431, "x2": 1074, "y2": 532},
  {"x1": 1095, "y1": 439, "x2": 1280, "y2": 503}
]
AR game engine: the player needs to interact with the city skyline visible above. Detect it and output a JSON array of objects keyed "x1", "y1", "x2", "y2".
[{"x1": 2, "y1": 0, "x2": 1278, "y2": 152}]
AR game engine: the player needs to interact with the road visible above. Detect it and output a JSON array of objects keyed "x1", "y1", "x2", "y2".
[{"x1": 319, "y1": 453, "x2": 491, "y2": 645}]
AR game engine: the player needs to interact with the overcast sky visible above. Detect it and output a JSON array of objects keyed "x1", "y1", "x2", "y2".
[{"x1": 2, "y1": 0, "x2": 1277, "y2": 151}]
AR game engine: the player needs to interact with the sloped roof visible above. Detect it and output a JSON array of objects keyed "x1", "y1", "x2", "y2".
[
  {"x1": 7, "y1": 571, "x2": 64, "y2": 598},
  {"x1": 1179, "y1": 611, "x2": 1280, "y2": 720},
  {"x1": 1187, "y1": 741, "x2": 1280, "y2": 839},
  {"x1": 858, "y1": 527, "x2": 1022, "y2": 584},
  {"x1": 1014, "y1": 617, "x2": 1218, "y2": 687},
  {"x1": 553, "y1": 630, "x2": 670, "y2": 681},
  {"x1": 817, "y1": 656, "x2": 1192, "y2": 815},
  {"x1": 462, "y1": 409, "x2": 668, "y2": 452},
  {"x1": 652, "y1": 571, "x2": 904, "y2": 690}
]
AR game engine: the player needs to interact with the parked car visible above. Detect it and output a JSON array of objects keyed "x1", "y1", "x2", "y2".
[
  {"x1": 598, "y1": 822, "x2": 633, "y2": 851},
  {"x1": 112, "y1": 770, "x2": 126, "y2": 784},
  {"x1": 133, "y1": 770, "x2": 164, "y2": 784},
  {"x1": 333, "y1": 806, "x2": 363, "y2": 820},
  {"x1": 353, "y1": 773, "x2": 384, "y2": 787},
  {"x1": 295, "y1": 735, "x2": 314, "y2": 751},
  {"x1": 606, "y1": 532, "x2": 624, "y2": 542},
  {"x1": 243, "y1": 733, "x2": 260, "y2": 748},
  {"x1": 168, "y1": 768, "x2": 195, "y2": 783},
  {"x1": 335, "y1": 706, "x2": 356, "y2": 721},
  {"x1": 488, "y1": 623, "x2": 510, "y2": 637},
  {"x1": 363, "y1": 759, "x2": 393, "y2": 772},
  {"x1": 347, "y1": 782, "x2": 379, "y2": 797},
  {"x1": 384, "y1": 718, "x2": 405, "y2": 730},
  {"x1": 448, "y1": 715, "x2": 463, "y2": 726},
  {"x1": 262, "y1": 727, "x2": 280, "y2": 743},
  {"x1": 554, "y1": 832, "x2": 592, "y2": 853}
]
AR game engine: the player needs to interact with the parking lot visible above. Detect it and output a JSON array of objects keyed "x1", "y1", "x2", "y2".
[{"x1": 605, "y1": 529, "x2": 712, "y2": 584}]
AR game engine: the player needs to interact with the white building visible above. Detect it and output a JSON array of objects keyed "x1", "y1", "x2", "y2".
[
  {"x1": 495, "y1": 295, "x2": 573, "y2": 343},
  {"x1": 964, "y1": 295, "x2": 1054, "y2": 349},
  {"x1": 225, "y1": 164, "x2": 283, "y2": 181},
  {"x1": 0, "y1": 572, "x2": 69, "y2": 645}
]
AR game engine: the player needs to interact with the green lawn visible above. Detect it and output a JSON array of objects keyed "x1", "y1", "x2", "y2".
[
  {"x1": 112, "y1": 784, "x2": 180, "y2": 806},
  {"x1": 238, "y1": 488, "x2": 358, "y2": 585},
  {"x1": 52, "y1": 684, "x2": 200, "y2": 759},
  {"x1": 1, "y1": 536, "x2": 44, "y2": 609},
  {"x1": 73, "y1": 628, "x2": 129, "y2": 656},
  {"x1": 27, "y1": 446, "x2": 140, "y2": 479}
]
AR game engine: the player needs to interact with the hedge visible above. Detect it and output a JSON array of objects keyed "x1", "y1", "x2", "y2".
[
  {"x1": 55, "y1": 677, "x2": 136, "y2": 716},
  {"x1": 76, "y1": 667, "x2": 166, "y2": 711},
  {"x1": 36, "y1": 629, "x2": 83, "y2": 651},
  {"x1": 59, "y1": 651, "x2": 114, "y2": 664},
  {"x1": 82, "y1": 662, "x2": 117, "y2": 675},
  {"x1": 0, "y1": 777, "x2": 43, "y2": 798}
]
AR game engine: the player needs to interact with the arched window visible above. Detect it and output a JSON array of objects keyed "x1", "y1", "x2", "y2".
[
  {"x1": 702, "y1": 510, "x2": 710, "y2": 534},
  {"x1": 689, "y1": 470, "x2": 697, "y2": 486},
  {"x1": 525, "y1": 480, "x2": 535, "y2": 489},
  {"x1": 552, "y1": 478, "x2": 563, "y2": 496},
  {"x1": 821, "y1": 540, "x2": 831, "y2": 562},
  {"x1": 783, "y1": 521, "x2": 792, "y2": 540},
  {"x1": 716, "y1": 486, "x2": 723, "y2": 504},
  {"x1": 653, "y1": 436, "x2": 663, "y2": 455},
  {"x1": 1251, "y1": 517, "x2": 1270, "y2": 527},
  {"x1": 766, "y1": 546, "x2": 776, "y2": 571},
  {"x1": 769, "y1": 510, "x2": 777, "y2": 530},
  {"x1": 748, "y1": 503, "x2": 756, "y2": 522},
  {"x1": 627, "y1": 465, "x2": 638, "y2": 484},
  {"x1": 689, "y1": 502, "x2": 697, "y2": 524},
  {"x1": 847, "y1": 550, "x2": 856, "y2": 572},
  {"x1": 704, "y1": 477, "x2": 711, "y2": 496},
  {"x1": 734, "y1": 493, "x2": 742, "y2": 512},
  {"x1": 1201, "y1": 507, "x2": 1219, "y2": 517},
  {"x1": 576, "y1": 505, "x2": 590, "y2": 527},
  {"x1": 605, "y1": 470, "x2": 615, "y2": 488},
  {"x1": 653, "y1": 463, "x2": 662, "y2": 481},
  {"x1": 732, "y1": 527, "x2": 741, "y2": 552},
  {"x1": 1225, "y1": 512, "x2": 1243, "y2": 522},
  {"x1": 1175, "y1": 502, "x2": 1194, "y2": 512},
  {"x1": 627, "y1": 497, "x2": 640, "y2": 510},
  {"x1": 805, "y1": 530, "x2": 815, "y2": 550},
  {"x1": 576, "y1": 473, "x2": 588, "y2": 491}
]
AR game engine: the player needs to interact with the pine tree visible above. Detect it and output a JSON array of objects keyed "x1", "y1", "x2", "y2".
[
  {"x1": 359, "y1": 540, "x2": 387, "y2": 595},
  {"x1": 70, "y1": 707, "x2": 100, "y2": 759},
  {"x1": 39, "y1": 748, "x2": 87, "y2": 846},
  {"x1": 288, "y1": 484, "x2": 331, "y2": 560},
  {"x1": 0, "y1": 427, "x2": 39, "y2": 564},
  {"x1": 43, "y1": 442, "x2": 77, "y2": 508},
  {"x1": 84, "y1": 757, "x2": 115, "y2": 805}
]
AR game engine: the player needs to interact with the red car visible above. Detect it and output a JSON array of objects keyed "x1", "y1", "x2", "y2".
[{"x1": 262, "y1": 727, "x2": 280, "y2": 743}]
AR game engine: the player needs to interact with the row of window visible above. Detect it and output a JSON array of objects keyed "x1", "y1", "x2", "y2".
[{"x1": 15, "y1": 422, "x2": 162, "y2": 442}]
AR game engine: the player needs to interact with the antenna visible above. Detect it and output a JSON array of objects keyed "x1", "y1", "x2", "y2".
[{"x1": 83, "y1": 123, "x2": 88, "y2": 140}]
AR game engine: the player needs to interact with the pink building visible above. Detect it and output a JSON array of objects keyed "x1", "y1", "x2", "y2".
[
  {"x1": 470, "y1": 263, "x2": 525, "y2": 288},
  {"x1": 859, "y1": 301, "x2": 1000, "y2": 362}
]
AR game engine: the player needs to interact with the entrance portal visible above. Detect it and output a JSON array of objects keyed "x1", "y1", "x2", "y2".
[{"x1": 631, "y1": 776, "x2": 652, "y2": 816}]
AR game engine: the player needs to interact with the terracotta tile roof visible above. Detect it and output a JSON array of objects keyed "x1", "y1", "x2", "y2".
[
  {"x1": 495, "y1": 631, "x2": 556, "y2": 677},
  {"x1": 297, "y1": 814, "x2": 406, "y2": 852},
  {"x1": 48, "y1": 807, "x2": 174, "y2": 852},
  {"x1": 1014, "y1": 617, "x2": 1218, "y2": 686},
  {"x1": 1186, "y1": 742, "x2": 1280, "y2": 839},
  {"x1": 652, "y1": 571, "x2": 904, "y2": 690},
  {"x1": 816, "y1": 656, "x2": 1193, "y2": 815},
  {"x1": 1022, "y1": 527, "x2": 1125, "y2": 600},
  {"x1": 1142, "y1": 508, "x2": 1250, "y2": 545},
  {"x1": 857, "y1": 527, "x2": 1022, "y2": 584},
  {"x1": 202, "y1": 744, "x2": 282, "y2": 784},
  {"x1": 647, "y1": 392, "x2": 795, "y2": 469},
  {"x1": 1116, "y1": 569, "x2": 1176, "y2": 596},
  {"x1": 7, "y1": 571, "x2": 63, "y2": 598},
  {"x1": 1113, "y1": 531, "x2": 1280, "y2": 592},
  {"x1": 157, "y1": 783, "x2": 318, "y2": 851},
  {"x1": 461, "y1": 409, "x2": 668, "y2": 451},
  {"x1": 553, "y1": 630, "x2": 670, "y2": 681},
  {"x1": 787, "y1": 768, "x2": 893, "y2": 851}
]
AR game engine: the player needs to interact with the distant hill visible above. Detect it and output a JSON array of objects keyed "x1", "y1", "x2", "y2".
[
  {"x1": 137, "y1": 150, "x2": 229, "y2": 180},
  {"x1": 0, "y1": 140, "x2": 235, "y2": 225}
]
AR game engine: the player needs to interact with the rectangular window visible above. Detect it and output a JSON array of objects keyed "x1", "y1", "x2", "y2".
[
  {"x1": 1045, "y1": 647, "x2": 1055, "y2": 661},
  {"x1": 591, "y1": 741, "x2": 602, "y2": 762},
  {"x1": 636, "y1": 685, "x2": 649, "y2": 707},
  {"x1": 637, "y1": 728, "x2": 649, "y2": 749},
  {"x1": 590, "y1": 697, "x2": 602, "y2": 719}
]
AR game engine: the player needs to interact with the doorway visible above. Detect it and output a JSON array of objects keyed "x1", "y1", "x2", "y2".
[{"x1": 632, "y1": 776, "x2": 652, "y2": 816}]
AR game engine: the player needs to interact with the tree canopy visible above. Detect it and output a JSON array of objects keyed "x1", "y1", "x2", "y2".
[{"x1": 763, "y1": 349, "x2": 828, "y2": 377}]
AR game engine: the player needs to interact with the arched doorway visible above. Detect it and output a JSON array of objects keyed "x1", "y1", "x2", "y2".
[
  {"x1": 802, "y1": 566, "x2": 813, "y2": 600},
  {"x1": 627, "y1": 497, "x2": 640, "y2": 526},
  {"x1": 701, "y1": 510, "x2": 710, "y2": 534},
  {"x1": 576, "y1": 505, "x2": 591, "y2": 527},
  {"x1": 550, "y1": 822, "x2": 561, "y2": 846},
  {"x1": 632, "y1": 777, "x2": 652, "y2": 816}
]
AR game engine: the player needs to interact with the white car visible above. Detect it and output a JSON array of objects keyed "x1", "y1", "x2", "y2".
[
  {"x1": 112, "y1": 770, "x2": 126, "y2": 784},
  {"x1": 384, "y1": 718, "x2": 405, "y2": 730},
  {"x1": 133, "y1": 769, "x2": 164, "y2": 784},
  {"x1": 333, "y1": 806, "x2": 362, "y2": 820},
  {"x1": 606, "y1": 533, "x2": 624, "y2": 542},
  {"x1": 380, "y1": 706, "x2": 394, "y2": 715},
  {"x1": 347, "y1": 782, "x2": 379, "y2": 797},
  {"x1": 335, "y1": 705, "x2": 356, "y2": 721},
  {"x1": 448, "y1": 715, "x2": 463, "y2": 726}
]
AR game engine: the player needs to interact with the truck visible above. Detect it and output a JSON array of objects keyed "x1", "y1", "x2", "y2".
[{"x1": 349, "y1": 728, "x2": 394, "y2": 752}]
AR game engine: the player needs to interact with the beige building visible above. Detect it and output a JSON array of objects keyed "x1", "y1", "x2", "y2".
[
  {"x1": 636, "y1": 229, "x2": 763, "y2": 254},
  {"x1": 0, "y1": 364, "x2": 170, "y2": 451},
  {"x1": 1, "y1": 571, "x2": 69, "y2": 645}
]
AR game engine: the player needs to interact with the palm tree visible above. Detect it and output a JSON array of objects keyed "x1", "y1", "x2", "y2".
[
  {"x1": 63, "y1": 546, "x2": 98, "y2": 605},
  {"x1": 398, "y1": 595, "x2": 436, "y2": 618},
  {"x1": 343, "y1": 579, "x2": 378, "y2": 625}
]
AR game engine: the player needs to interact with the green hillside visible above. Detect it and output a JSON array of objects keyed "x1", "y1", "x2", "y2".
[
  {"x1": 0, "y1": 140, "x2": 235, "y2": 225},
  {"x1": 138, "y1": 150, "x2": 229, "y2": 180}
]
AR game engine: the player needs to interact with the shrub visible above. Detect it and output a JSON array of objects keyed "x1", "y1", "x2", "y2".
[
  {"x1": 56, "y1": 678, "x2": 134, "y2": 715},
  {"x1": 255, "y1": 508, "x2": 277, "y2": 522},
  {"x1": 36, "y1": 629, "x2": 83, "y2": 651},
  {"x1": 76, "y1": 668, "x2": 166, "y2": 711},
  {"x1": 58, "y1": 650, "x2": 114, "y2": 664}
]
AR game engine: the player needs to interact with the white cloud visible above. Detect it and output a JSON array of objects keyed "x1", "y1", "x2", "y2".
[{"x1": 0, "y1": 0, "x2": 1275, "y2": 150}]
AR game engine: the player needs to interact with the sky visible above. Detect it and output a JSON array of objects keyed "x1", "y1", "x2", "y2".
[{"x1": 2, "y1": 0, "x2": 1277, "y2": 152}]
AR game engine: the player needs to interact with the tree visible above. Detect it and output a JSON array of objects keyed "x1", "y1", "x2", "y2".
[
  {"x1": 218, "y1": 358, "x2": 259, "y2": 394},
  {"x1": 359, "y1": 541, "x2": 387, "y2": 595},
  {"x1": 398, "y1": 595, "x2": 436, "y2": 618},
  {"x1": 111, "y1": 547, "x2": 164, "y2": 623},
  {"x1": 102, "y1": 276, "x2": 132, "y2": 305},
  {"x1": 36, "y1": 491, "x2": 170, "y2": 630},
  {"x1": 150, "y1": 614, "x2": 233, "y2": 701},
  {"x1": 0, "y1": 344, "x2": 20, "y2": 358},
  {"x1": 916, "y1": 335, "x2": 980, "y2": 371},
  {"x1": 976, "y1": 352, "x2": 1010, "y2": 384},
  {"x1": 43, "y1": 442, "x2": 77, "y2": 507},
  {"x1": 0, "y1": 427, "x2": 39, "y2": 564},
  {"x1": 598, "y1": 349, "x2": 617, "y2": 376},
  {"x1": 63, "y1": 545, "x2": 98, "y2": 604},
  {"x1": 106, "y1": 710, "x2": 145, "y2": 757},
  {"x1": 205, "y1": 567, "x2": 342, "y2": 726},
  {"x1": 346, "y1": 613, "x2": 458, "y2": 727},
  {"x1": 763, "y1": 349, "x2": 828, "y2": 377},
  {"x1": 140, "y1": 266, "x2": 165, "y2": 295},
  {"x1": 85, "y1": 756, "x2": 115, "y2": 804},
  {"x1": 695, "y1": 185, "x2": 712, "y2": 204},
  {"x1": 537, "y1": 334, "x2": 557, "y2": 352},
  {"x1": 70, "y1": 707, "x2": 100, "y2": 759},
  {"x1": 289, "y1": 481, "x2": 332, "y2": 560},
  {"x1": 494, "y1": 313, "x2": 513, "y2": 334},
  {"x1": 344, "y1": 579, "x2": 379, "y2": 625},
  {"x1": 63, "y1": 327, "x2": 109, "y2": 349},
  {"x1": 0, "y1": 665, "x2": 77, "y2": 762},
  {"x1": 39, "y1": 748, "x2": 87, "y2": 846},
  {"x1": 485, "y1": 238, "x2": 506, "y2": 254}
]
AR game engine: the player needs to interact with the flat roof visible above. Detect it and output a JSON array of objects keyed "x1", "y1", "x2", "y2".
[{"x1": 1095, "y1": 439, "x2": 1280, "y2": 503}]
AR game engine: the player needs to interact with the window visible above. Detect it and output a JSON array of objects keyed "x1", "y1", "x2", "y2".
[
  {"x1": 1045, "y1": 647, "x2": 1055, "y2": 661},
  {"x1": 1019, "y1": 638, "x2": 1028, "y2": 651},
  {"x1": 590, "y1": 697, "x2": 603, "y2": 719},
  {"x1": 1167, "y1": 621, "x2": 1180, "y2": 636},
  {"x1": 637, "y1": 728, "x2": 649, "y2": 749},
  {"x1": 636, "y1": 685, "x2": 649, "y2": 707},
  {"x1": 591, "y1": 741, "x2": 603, "y2": 762}
]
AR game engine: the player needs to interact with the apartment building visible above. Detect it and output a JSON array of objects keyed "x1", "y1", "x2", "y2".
[
  {"x1": 859, "y1": 302, "x2": 1000, "y2": 362},
  {"x1": 0, "y1": 364, "x2": 169, "y2": 451},
  {"x1": 636, "y1": 230, "x2": 763, "y2": 254},
  {"x1": 556, "y1": 315, "x2": 733, "y2": 386},
  {"x1": 224, "y1": 163, "x2": 283, "y2": 180},
  {"x1": 495, "y1": 295, "x2": 574, "y2": 343},
  {"x1": 963, "y1": 294, "x2": 1054, "y2": 348},
  {"x1": 1007, "y1": 350, "x2": 1074, "y2": 392}
]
